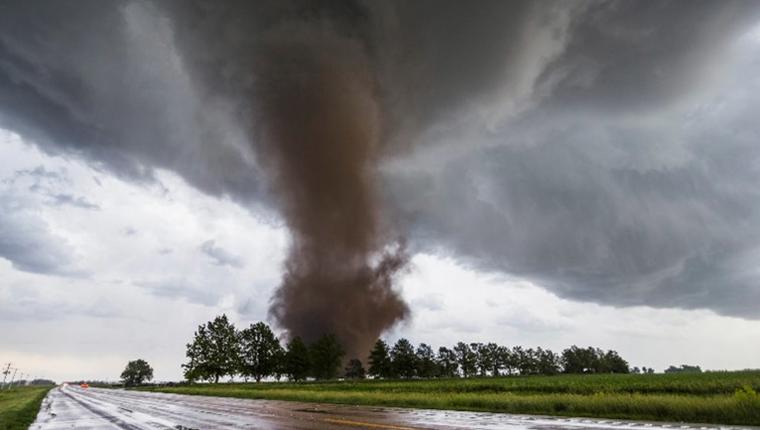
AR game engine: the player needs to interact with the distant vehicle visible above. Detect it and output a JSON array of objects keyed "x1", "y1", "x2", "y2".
[{"x1": 80, "y1": 383, "x2": 89, "y2": 389}]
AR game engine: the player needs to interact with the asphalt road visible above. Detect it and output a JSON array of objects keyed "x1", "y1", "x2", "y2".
[{"x1": 30, "y1": 385, "x2": 749, "y2": 430}]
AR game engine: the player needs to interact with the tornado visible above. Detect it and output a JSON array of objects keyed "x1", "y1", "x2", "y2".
[{"x1": 252, "y1": 27, "x2": 409, "y2": 360}]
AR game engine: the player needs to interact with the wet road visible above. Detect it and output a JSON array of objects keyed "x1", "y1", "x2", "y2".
[{"x1": 31, "y1": 385, "x2": 754, "y2": 430}]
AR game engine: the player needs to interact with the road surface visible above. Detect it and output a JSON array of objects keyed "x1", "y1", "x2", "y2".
[{"x1": 31, "y1": 385, "x2": 752, "y2": 430}]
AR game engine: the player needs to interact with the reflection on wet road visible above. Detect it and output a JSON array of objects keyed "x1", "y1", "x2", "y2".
[{"x1": 30, "y1": 386, "x2": 754, "y2": 430}]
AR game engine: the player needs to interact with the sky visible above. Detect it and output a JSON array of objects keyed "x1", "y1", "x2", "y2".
[{"x1": 2, "y1": 1, "x2": 760, "y2": 382}]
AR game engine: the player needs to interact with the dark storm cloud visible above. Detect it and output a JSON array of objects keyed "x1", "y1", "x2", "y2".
[
  {"x1": 1, "y1": 0, "x2": 760, "y2": 330},
  {"x1": 0, "y1": 0, "x2": 265, "y2": 203},
  {"x1": 200, "y1": 240, "x2": 243, "y2": 268},
  {"x1": 534, "y1": 1, "x2": 760, "y2": 113},
  {"x1": 388, "y1": 47, "x2": 760, "y2": 318}
]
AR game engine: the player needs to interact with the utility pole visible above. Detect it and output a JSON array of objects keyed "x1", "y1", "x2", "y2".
[
  {"x1": 8, "y1": 368, "x2": 17, "y2": 390},
  {"x1": 1, "y1": 363, "x2": 10, "y2": 389}
]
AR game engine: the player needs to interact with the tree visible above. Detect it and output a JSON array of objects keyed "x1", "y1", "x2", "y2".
[
  {"x1": 344, "y1": 359, "x2": 366, "y2": 379},
  {"x1": 120, "y1": 359, "x2": 153, "y2": 387},
  {"x1": 183, "y1": 325, "x2": 208, "y2": 382},
  {"x1": 561, "y1": 345, "x2": 598, "y2": 374},
  {"x1": 182, "y1": 314, "x2": 239, "y2": 383},
  {"x1": 536, "y1": 347, "x2": 561, "y2": 375},
  {"x1": 481, "y1": 343, "x2": 501, "y2": 377},
  {"x1": 561, "y1": 346, "x2": 629, "y2": 374},
  {"x1": 368, "y1": 339, "x2": 392, "y2": 379},
  {"x1": 436, "y1": 347, "x2": 459, "y2": 378},
  {"x1": 454, "y1": 342, "x2": 476, "y2": 377},
  {"x1": 602, "y1": 350, "x2": 629, "y2": 374},
  {"x1": 284, "y1": 336, "x2": 310, "y2": 382},
  {"x1": 390, "y1": 338, "x2": 417, "y2": 378},
  {"x1": 516, "y1": 347, "x2": 544, "y2": 375},
  {"x1": 470, "y1": 343, "x2": 487, "y2": 376},
  {"x1": 309, "y1": 334, "x2": 345, "y2": 380},
  {"x1": 471, "y1": 342, "x2": 500, "y2": 377},
  {"x1": 238, "y1": 322, "x2": 282, "y2": 382},
  {"x1": 415, "y1": 343, "x2": 437, "y2": 378},
  {"x1": 496, "y1": 346, "x2": 516, "y2": 375},
  {"x1": 272, "y1": 342, "x2": 286, "y2": 382}
]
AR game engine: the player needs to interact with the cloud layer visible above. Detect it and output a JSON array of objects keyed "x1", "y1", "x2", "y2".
[{"x1": 1, "y1": 1, "x2": 760, "y2": 321}]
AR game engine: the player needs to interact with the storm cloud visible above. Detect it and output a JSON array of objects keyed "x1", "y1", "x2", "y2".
[{"x1": 1, "y1": 0, "x2": 760, "y2": 338}]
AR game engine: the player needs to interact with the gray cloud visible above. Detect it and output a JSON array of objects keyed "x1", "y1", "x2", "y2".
[
  {"x1": 200, "y1": 240, "x2": 243, "y2": 268},
  {"x1": 11, "y1": 165, "x2": 98, "y2": 209},
  {"x1": 0, "y1": 285, "x2": 123, "y2": 321},
  {"x1": 1, "y1": 0, "x2": 760, "y2": 319},
  {"x1": 15, "y1": 165, "x2": 64, "y2": 182},
  {"x1": 136, "y1": 278, "x2": 222, "y2": 306},
  {"x1": 388, "y1": 47, "x2": 760, "y2": 318},
  {"x1": 0, "y1": 202, "x2": 79, "y2": 276},
  {"x1": 12, "y1": 166, "x2": 68, "y2": 193},
  {"x1": 47, "y1": 193, "x2": 99, "y2": 210}
]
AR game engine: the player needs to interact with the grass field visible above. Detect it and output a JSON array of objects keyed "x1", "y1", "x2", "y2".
[
  {"x1": 0, "y1": 386, "x2": 52, "y2": 430},
  {"x1": 144, "y1": 371, "x2": 760, "y2": 426}
]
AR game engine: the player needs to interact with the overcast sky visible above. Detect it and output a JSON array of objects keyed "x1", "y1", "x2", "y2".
[{"x1": 2, "y1": 1, "x2": 760, "y2": 382}]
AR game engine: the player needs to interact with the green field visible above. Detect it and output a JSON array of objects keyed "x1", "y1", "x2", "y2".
[
  {"x1": 0, "y1": 386, "x2": 52, "y2": 430},
  {"x1": 144, "y1": 371, "x2": 760, "y2": 426}
]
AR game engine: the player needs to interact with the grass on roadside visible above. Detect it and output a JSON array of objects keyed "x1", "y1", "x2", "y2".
[
  {"x1": 143, "y1": 371, "x2": 760, "y2": 426},
  {"x1": 0, "y1": 386, "x2": 53, "y2": 430}
]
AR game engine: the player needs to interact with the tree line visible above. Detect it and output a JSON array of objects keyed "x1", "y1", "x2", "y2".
[
  {"x1": 181, "y1": 315, "x2": 632, "y2": 383},
  {"x1": 366, "y1": 340, "x2": 630, "y2": 378}
]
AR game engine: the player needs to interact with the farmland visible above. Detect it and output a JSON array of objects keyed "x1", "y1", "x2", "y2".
[
  {"x1": 0, "y1": 386, "x2": 52, "y2": 430},
  {"x1": 145, "y1": 371, "x2": 760, "y2": 426}
]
